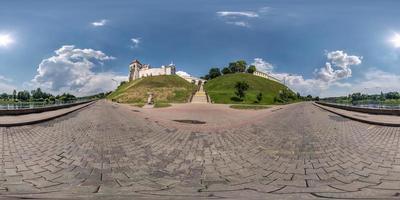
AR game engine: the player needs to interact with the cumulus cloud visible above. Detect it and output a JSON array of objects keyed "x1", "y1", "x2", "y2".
[
  {"x1": 216, "y1": 11, "x2": 259, "y2": 18},
  {"x1": 252, "y1": 50, "x2": 362, "y2": 96},
  {"x1": 31, "y1": 45, "x2": 126, "y2": 96},
  {"x1": 315, "y1": 51, "x2": 362, "y2": 82},
  {"x1": 251, "y1": 58, "x2": 274, "y2": 73},
  {"x1": 130, "y1": 38, "x2": 141, "y2": 48},
  {"x1": 92, "y1": 19, "x2": 108, "y2": 27},
  {"x1": 176, "y1": 71, "x2": 191, "y2": 77}
]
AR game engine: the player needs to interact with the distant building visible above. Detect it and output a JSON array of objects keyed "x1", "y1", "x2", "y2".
[
  {"x1": 129, "y1": 59, "x2": 176, "y2": 81},
  {"x1": 178, "y1": 74, "x2": 205, "y2": 85},
  {"x1": 253, "y1": 70, "x2": 281, "y2": 83}
]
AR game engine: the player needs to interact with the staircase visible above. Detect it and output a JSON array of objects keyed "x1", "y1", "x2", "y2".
[{"x1": 191, "y1": 84, "x2": 209, "y2": 103}]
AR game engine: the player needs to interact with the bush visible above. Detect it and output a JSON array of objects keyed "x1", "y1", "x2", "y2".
[
  {"x1": 247, "y1": 65, "x2": 256, "y2": 74},
  {"x1": 234, "y1": 81, "x2": 249, "y2": 100},
  {"x1": 256, "y1": 92, "x2": 263, "y2": 103}
]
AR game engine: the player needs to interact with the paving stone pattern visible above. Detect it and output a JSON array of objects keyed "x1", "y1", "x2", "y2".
[{"x1": 0, "y1": 101, "x2": 400, "y2": 199}]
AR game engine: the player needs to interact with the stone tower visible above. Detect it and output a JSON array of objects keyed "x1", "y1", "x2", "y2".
[{"x1": 129, "y1": 59, "x2": 142, "y2": 81}]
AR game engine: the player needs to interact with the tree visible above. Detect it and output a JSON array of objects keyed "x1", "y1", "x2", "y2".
[
  {"x1": 234, "y1": 81, "x2": 249, "y2": 100},
  {"x1": 12, "y1": 90, "x2": 16, "y2": 101},
  {"x1": 221, "y1": 67, "x2": 232, "y2": 75},
  {"x1": 0, "y1": 93, "x2": 8, "y2": 99},
  {"x1": 208, "y1": 68, "x2": 221, "y2": 79},
  {"x1": 247, "y1": 65, "x2": 256, "y2": 74},
  {"x1": 380, "y1": 91, "x2": 385, "y2": 101},
  {"x1": 17, "y1": 90, "x2": 31, "y2": 101},
  {"x1": 58, "y1": 93, "x2": 76, "y2": 102},
  {"x1": 256, "y1": 92, "x2": 263, "y2": 103},
  {"x1": 228, "y1": 60, "x2": 247, "y2": 73}
]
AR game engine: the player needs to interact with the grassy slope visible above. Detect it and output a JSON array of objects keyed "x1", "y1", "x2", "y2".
[
  {"x1": 107, "y1": 75, "x2": 197, "y2": 103},
  {"x1": 204, "y1": 73, "x2": 294, "y2": 105}
]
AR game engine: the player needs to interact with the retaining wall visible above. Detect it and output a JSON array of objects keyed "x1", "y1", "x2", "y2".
[
  {"x1": 0, "y1": 100, "x2": 95, "y2": 116},
  {"x1": 316, "y1": 101, "x2": 400, "y2": 116}
]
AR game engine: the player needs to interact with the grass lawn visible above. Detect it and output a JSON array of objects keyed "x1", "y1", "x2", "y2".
[
  {"x1": 154, "y1": 102, "x2": 172, "y2": 108},
  {"x1": 108, "y1": 75, "x2": 197, "y2": 104},
  {"x1": 131, "y1": 103, "x2": 145, "y2": 108},
  {"x1": 230, "y1": 104, "x2": 270, "y2": 110},
  {"x1": 204, "y1": 73, "x2": 297, "y2": 105}
]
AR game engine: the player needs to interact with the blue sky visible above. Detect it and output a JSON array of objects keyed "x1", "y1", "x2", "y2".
[{"x1": 1, "y1": 0, "x2": 400, "y2": 97}]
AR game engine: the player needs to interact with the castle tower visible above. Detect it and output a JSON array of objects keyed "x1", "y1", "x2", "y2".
[{"x1": 129, "y1": 59, "x2": 142, "y2": 81}]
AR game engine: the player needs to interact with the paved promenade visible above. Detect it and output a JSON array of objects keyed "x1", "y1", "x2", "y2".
[
  {"x1": 314, "y1": 102, "x2": 400, "y2": 126},
  {"x1": 0, "y1": 102, "x2": 94, "y2": 127},
  {"x1": 0, "y1": 101, "x2": 400, "y2": 199}
]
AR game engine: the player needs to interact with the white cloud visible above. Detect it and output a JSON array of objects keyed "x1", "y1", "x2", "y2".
[
  {"x1": 315, "y1": 51, "x2": 362, "y2": 82},
  {"x1": 252, "y1": 50, "x2": 362, "y2": 96},
  {"x1": 130, "y1": 37, "x2": 141, "y2": 48},
  {"x1": 0, "y1": 75, "x2": 12, "y2": 83},
  {"x1": 226, "y1": 21, "x2": 249, "y2": 27},
  {"x1": 216, "y1": 9, "x2": 264, "y2": 28},
  {"x1": 353, "y1": 69, "x2": 400, "y2": 93},
  {"x1": 251, "y1": 58, "x2": 274, "y2": 73},
  {"x1": 176, "y1": 71, "x2": 191, "y2": 77},
  {"x1": 31, "y1": 45, "x2": 126, "y2": 96},
  {"x1": 258, "y1": 7, "x2": 271, "y2": 14},
  {"x1": 217, "y1": 11, "x2": 259, "y2": 18},
  {"x1": 91, "y1": 19, "x2": 108, "y2": 27},
  {"x1": 0, "y1": 75, "x2": 16, "y2": 93}
]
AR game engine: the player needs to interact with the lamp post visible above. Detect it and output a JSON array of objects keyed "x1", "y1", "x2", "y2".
[{"x1": 283, "y1": 74, "x2": 292, "y2": 87}]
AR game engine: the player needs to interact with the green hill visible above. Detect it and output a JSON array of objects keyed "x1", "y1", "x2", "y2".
[
  {"x1": 108, "y1": 75, "x2": 197, "y2": 103},
  {"x1": 204, "y1": 73, "x2": 297, "y2": 105}
]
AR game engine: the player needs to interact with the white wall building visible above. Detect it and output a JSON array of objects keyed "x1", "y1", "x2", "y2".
[
  {"x1": 253, "y1": 70, "x2": 281, "y2": 83},
  {"x1": 129, "y1": 60, "x2": 176, "y2": 81}
]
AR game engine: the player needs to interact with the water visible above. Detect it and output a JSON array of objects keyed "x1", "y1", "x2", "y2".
[
  {"x1": 323, "y1": 102, "x2": 400, "y2": 109},
  {"x1": 0, "y1": 100, "x2": 89, "y2": 110}
]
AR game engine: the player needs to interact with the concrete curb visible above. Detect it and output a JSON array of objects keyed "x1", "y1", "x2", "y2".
[
  {"x1": 0, "y1": 101, "x2": 95, "y2": 127},
  {"x1": 313, "y1": 102, "x2": 400, "y2": 127}
]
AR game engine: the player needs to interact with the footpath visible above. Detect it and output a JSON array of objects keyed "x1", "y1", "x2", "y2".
[
  {"x1": 0, "y1": 101, "x2": 94, "y2": 127},
  {"x1": 314, "y1": 102, "x2": 400, "y2": 127}
]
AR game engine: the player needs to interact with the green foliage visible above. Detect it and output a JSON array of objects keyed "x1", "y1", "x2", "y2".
[
  {"x1": 208, "y1": 68, "x2": 222, "y2": 79},
  {"x1": 221, "y1": 67, "x2": 232, "y2": 75},
  {"x1": 274, "y1": 88, "x2": 298, "y2": 103},
  {"x1": 154, "y1": 102, "x2": 172, "y2": 108},
  {"x1": 322, "y1": 91, "x2": 400, "y2": 106},
  {"x1": 234, "y1": 81, "x2": 249, "y2": 99},
  {"x1": 0, "y1": 93, "x2": 8, "y2": 99},
  {"x1": 204, "y1": 73, "x2": 295, "y2": 105},
  {"x1": 31, "y1": 88, "x2": 52, "y2": 101},
  {"x1": 107, "y1": 75, "x2": 196, "y2": 103},
  {"x1": 17, "y1": 90, "x2": 31, "y2": 101},
  {"x1": 228, "y1": 60, "x2": 247, "y2": 73},
  {"x1": 256, "y1": 92, "x2": 263, "y2": 103},
  {"x1": 56, "y1": 93, "x2": 77, "y2": 102},
  {"x1": 247, "y1": 65, "x2": 256, "y2": 74}
]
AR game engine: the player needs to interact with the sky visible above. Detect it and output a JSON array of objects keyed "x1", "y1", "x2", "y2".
[{"x1": 1, "y1": 0, "x2": 400, "y2": 97}]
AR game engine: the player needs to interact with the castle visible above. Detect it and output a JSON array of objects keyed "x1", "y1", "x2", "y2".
[{"x1": 129, "y1": 59, "x2": 176, "y2": 81}]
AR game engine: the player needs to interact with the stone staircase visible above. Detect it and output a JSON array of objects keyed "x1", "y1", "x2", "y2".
[{"x1": 191, "y1": 84, "x2": 209, "y2": 103}]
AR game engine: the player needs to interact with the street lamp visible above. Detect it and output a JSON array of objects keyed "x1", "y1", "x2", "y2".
[{"x1": 283, "y1": 74, "x2": 293, "y2": 87}]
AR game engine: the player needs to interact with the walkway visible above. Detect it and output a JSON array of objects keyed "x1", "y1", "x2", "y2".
[
  {"x1": 1, "y1": 101, "x2": 400, "y2": 199},
  {"x1": 190, "y1": 84, "x2": 209, "y2": 103},
  {"x1": 314, "y1": 102, "x2": 400, "y2": 126},
  {"x1": 0, "y1": 102, "x2": 94, "y2": 127}
]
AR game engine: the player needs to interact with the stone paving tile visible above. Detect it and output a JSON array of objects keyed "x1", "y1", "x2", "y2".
[{"x1": 0, "y1": 101, "x2": 400, "y2": 199}]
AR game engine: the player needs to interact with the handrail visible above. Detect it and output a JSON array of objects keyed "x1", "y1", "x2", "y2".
[{"x1": 316, "y1": 101, "x2": 400, "y2": 116}]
